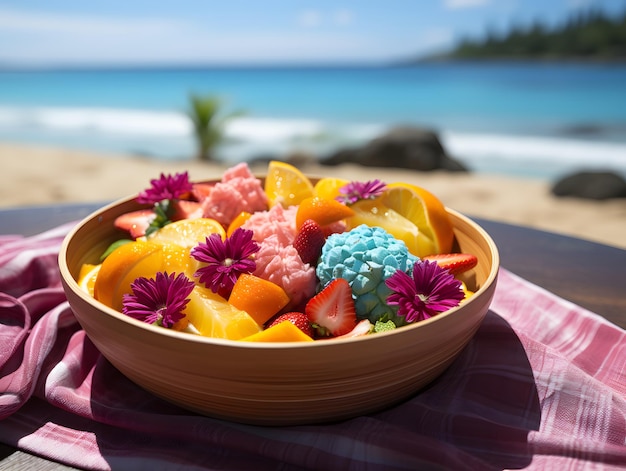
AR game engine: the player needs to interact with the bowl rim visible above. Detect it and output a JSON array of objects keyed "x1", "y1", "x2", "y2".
[{"x1": 58, "y1": 183, "x2": 500, "y2": 350}]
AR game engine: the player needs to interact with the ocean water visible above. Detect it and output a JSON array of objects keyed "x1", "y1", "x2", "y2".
[{"x1": 1, "y1": 62, "x2": 626, "y2": 180}]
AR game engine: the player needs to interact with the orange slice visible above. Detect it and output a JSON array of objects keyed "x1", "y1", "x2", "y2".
[
  {"x1": 384, "y1": 182, "x2": 454, "y2": 254},
  {"x1": 264, "y1": 160, "x2": 315, "y2": 208},
  {"x1": 93, "y1": 240, "x2": 189, "y2": 311},
  {"x1": 228, "y1": 273, "x2": 290, "y2": 325},
  {"x1": 313, "y1": 177, "x2": 350, "y2": 200},
  {"x1": 295, "y1": 196, "x2": 355, "y2": 229},
  {"x1": 241, "y1": 320, "x2": 314, "y2": 342},
  {"x1": 226, "y1": 211, "x2": 252, "y2": 237},
  {"x1": 183, "y1": 285, "x2": 262, "y2": 340}
]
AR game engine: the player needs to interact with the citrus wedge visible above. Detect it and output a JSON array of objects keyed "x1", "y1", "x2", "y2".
[
  {"x1": 241, "y1": 320, "x2": 314, "y2": 342},
  {"x1": 346, "y1": 198, "x2": 429, "y2": 256},
  {"x1": 183, "y1": 285, "x2": 262, "y2": 340},
  {"x1": 228, "y1": 273, "x2": 290, "y2": 325},
  {"x1": 77, "y1": 263, "x2": 101, "y2": 296},
  {"x1": 384, "y1": 182, "x2": 454, "y2": 255},
  {"x1": 313, "y1": 177, "x2": 350, "y2": 200},
  {"x1": 147, "y1": 218, "x2": 226, "y2": 248},
  {"x1": 93, "y1": 240, "x2": 190, "y2": 311},
  {"x1": 264, "y1": 160, "x2": 315, "y2": 208},
  {"x1": 295, "y1": 196, "x2": 355, "y2": 229},
  {"x1": 226, "y1": 211, "x2": 252, "y2": 237}
]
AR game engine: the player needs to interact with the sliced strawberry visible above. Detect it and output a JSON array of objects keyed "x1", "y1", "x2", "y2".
[
  {"x1": 293, "y1": 219, "x2": 325, "y2": 266},
  {"x1": 266, "y1": 312, "x2": 314, "y2": 338},
  {"x1": 333, "y1": 319, "x2": 374, "y2": 339},
  {"x1": 114, "y1": 209, "x2": 155, "y2": 239},
  {"x1": 305, "y1": 278, "x2": 357, "y2": 337},
  {"x1": 422, "y1": 253, "x2": 478, "y2": 276},
  {"x1": 172, "y1": 199, "x2": 203, "y2": 220}
]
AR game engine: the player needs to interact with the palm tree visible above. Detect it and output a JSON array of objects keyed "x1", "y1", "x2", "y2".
[{"x1": 187, "y1": 94, "x2": 242, "y2": 161}]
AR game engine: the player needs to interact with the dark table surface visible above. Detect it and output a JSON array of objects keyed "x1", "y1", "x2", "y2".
[{"x1": 1, "y1": 202, "x2": 625, "y2": 470}]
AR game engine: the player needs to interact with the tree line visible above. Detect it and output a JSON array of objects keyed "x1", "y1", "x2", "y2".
[{"x1": 442, "y1": 8, "x2": 626, "y2": 60}]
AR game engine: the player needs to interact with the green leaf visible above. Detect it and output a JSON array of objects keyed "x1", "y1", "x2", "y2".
[{"x1": 100, "y1": 239, "x2": 133, "y2": 262}]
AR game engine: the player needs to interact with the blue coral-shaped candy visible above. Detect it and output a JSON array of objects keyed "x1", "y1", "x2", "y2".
[{"x1": 316, "y1": 224, "x2": 418, "y2": 325}]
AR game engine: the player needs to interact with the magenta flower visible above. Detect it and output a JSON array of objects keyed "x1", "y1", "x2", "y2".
[
  {"x1": 385, "y1": 260, "x2": 464, "y2": 323},
  {"x1": 190, "y1": 228, "x2": 260, "y2": 296},
  {"x1": 336, "y1": 179, "x2": 387, "y2": 204},
  {"x1": 137, "y1": 172, "x2": 193, "y2": 205},
  {"x1": 122, "y1": 272, "x2": 195, "y2": 328}
]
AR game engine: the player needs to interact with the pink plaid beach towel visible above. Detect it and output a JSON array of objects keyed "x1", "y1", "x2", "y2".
[{"x1": 1, "y1": 223, "x2": 625, "y2": 470}]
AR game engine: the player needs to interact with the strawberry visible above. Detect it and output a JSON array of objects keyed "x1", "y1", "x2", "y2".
[
  {"x1": 191, "y1": 182, "x2": 213, "y2": 202},
  {"x1": 114, "y1": 209, "x2": 155, "y2": 239},
  {"x1": 172, "y1": 199, "x2": 202, "y2": 220},
  {"x1": 293, "y1": 219, "x2": 325, "y2": 266},
  {"x1": 422, "y1": 253, "x2": 478, "y2": 276},
  {"x1": 305, "y1": 278, "x2": 357, "y2": 337},
  {"x1": 266, "y1": 312, "x2": 314, "y2": 338}
]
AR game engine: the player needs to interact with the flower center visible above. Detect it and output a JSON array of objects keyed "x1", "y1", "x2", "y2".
[
  {"x1": 155, "y1": 305, "x2": 167, "y2": 323},
  {"x1": 416, "y1": 293, "x2": 429, "y2": 304},
  {"x1": 223, "y1": 258, "x2": 234, "y2": 267}
]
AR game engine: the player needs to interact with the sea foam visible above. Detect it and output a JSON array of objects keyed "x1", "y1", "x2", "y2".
[{"x1": 1, "y1": 105, "x2": 625, "y2": 178}]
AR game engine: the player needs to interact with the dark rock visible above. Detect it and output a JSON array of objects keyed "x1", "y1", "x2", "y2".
[
  {"x1": 321, "y1": 126, "x2": 468, "y2": 172},
  {"x1": 551, "y1": 171, "x2": 626, "y2": 200}
]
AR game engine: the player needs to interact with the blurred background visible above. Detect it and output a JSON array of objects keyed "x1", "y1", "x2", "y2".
[{"x1": 1, "y1": 0, "x2": 625, "y2": 180}]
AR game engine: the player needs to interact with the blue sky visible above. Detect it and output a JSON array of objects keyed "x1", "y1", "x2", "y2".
[{"x1": 1, "y1": 0, "x2": 624, "y2": 67}]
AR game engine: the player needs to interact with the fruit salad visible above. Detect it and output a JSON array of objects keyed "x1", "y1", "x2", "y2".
[{"x1": 77, "y1": 161, "x2": 478, "y2": 342}]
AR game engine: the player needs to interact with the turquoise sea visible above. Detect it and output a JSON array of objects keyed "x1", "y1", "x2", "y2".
[{"x1": 1, "y1": 62, "x2": 626, "y2": 180}]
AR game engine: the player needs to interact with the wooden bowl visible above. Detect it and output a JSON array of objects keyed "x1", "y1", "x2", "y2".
[{"x1": 58, "y1": 179, "x2": 499, "y2": 426}]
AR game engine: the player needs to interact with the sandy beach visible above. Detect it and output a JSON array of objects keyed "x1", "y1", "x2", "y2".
[{"x1": 1, "y1": 142, "x2": 625, "y2": 249}]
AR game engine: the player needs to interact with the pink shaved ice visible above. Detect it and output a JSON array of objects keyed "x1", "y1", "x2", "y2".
[
  {"x1": 201, "y1": 163, "x2": 268, "y2": 226},
  {"x1": 241, "y1": 204, "x2": 297, "y2": 247},
  {"x1": 253, "y1": 235, "x2": 316, "y2": 310}
]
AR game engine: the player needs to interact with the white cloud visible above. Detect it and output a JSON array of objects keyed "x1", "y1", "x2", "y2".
[{"x1": 443, "y1": 0, "x2": 490, "y2": 10}]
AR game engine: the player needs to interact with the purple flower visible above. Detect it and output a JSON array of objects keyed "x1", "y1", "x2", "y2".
[
  {"x1": 336, "y1": 179, "x2": 387, "y2": 204},
  {"x1": 385, "y1": 260, "x2": 464, "y2": 323},
  {"x1": 191, "y1": 228, "x2": 260, "y2": 295},
  {"x1": 122, "y1": 272, "x2": 195, "y2": 328},
  {"x1": 137, "y1": 172, "x2": 193, "y2": 205}
]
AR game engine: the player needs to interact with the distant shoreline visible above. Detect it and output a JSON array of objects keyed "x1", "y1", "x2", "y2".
[{"x1": 3, "y1": 57, "x2": 626, "y2": 73}]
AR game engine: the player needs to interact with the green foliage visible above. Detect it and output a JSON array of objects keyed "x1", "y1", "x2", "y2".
[
  {"x1": 187, "y1": 94, "x2": 243, "y2": 161},
  {"x1": 446, "y1": 8, "x2": 626, "y2": 60}
]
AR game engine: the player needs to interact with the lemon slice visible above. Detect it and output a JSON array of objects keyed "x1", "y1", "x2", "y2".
[
  {"x1": 313, "y1": 177, "x2": 350, "y2": 200},
  {"x1": 146, "y1": 218, "x2": 226, "y2": 248},
  {"x1": 77, "y1": 263, "x2": 101, "y2": 296},
  {"x1": 264, "y1": 161, "x2": 314, "y2": 207},
  {"x1": 346, "y1": 198, "x2": 432, "y2": 256}
]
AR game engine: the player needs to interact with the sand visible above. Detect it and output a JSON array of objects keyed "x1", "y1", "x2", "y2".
[{"x1": 1, "y1": 142, "x2": 625, "y2": 249}]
